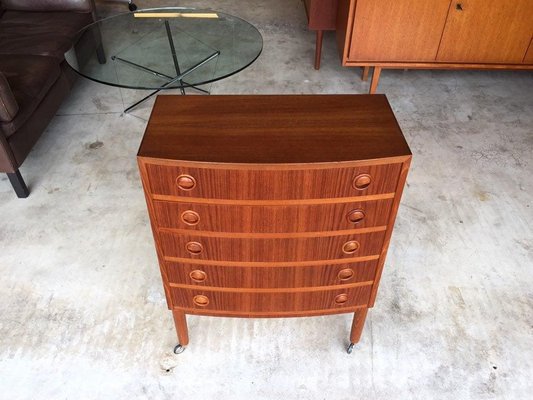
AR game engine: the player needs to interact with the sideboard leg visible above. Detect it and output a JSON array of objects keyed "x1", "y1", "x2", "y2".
[
  {"x1": 361, "y1": 66, "x2": 370, "y2": 81},
  {"x1": 350, "y1": 307, "x2": 369, "y2": 344},
  {"x1": 172, "y1": 310, "x2": 189, "y2": 347},
  {"x1": 314, "y1": 30, "x2": 324, "y2": 70},
  {"x1": 369, "y1": 67, "x2": 382, "y2": 94}
]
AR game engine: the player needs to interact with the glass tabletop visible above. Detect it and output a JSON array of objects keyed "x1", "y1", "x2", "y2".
[{"x1": 65, "y1": 7, "x2": 263, "y2": 90}]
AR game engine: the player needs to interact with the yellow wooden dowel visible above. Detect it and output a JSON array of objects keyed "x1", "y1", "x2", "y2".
[{"x1": 134, "y1": 13, "x2": 219, "y2": 19}]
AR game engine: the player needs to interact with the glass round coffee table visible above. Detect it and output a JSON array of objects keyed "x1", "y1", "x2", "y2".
[{"x1": 65, "y1": 7, "x2": 263, "y2": 112}]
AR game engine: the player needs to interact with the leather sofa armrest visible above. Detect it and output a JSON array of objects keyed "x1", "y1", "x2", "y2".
[
  {"x1": 0, "y1": 72, "x2": 19, "y2": 123},
  {"x1": 1, "y1": 0, "x2": 95, "y2": 13}
]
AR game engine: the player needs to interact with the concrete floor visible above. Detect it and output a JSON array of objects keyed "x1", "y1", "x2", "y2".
[{"x1": 1, "y1": 1, "x2": 532, "y2": 399}]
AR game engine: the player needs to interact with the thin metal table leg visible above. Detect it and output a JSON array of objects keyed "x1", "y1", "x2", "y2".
[
  {"x1": 123, "y1": 50, "x2": 220, "y2": 113},
  {"x1": 165, "y1": 20, "x2": 186, "y2": 95},
  {"x1": 111, "y1": 59, "x2": 209, "y2": 93},
  {"x1": 181, "y1": 82, "x2": 210, "y2": 94},
  {"x1": 123, "y1": 88, "x2": 165, "y2": 114},
  {"x1": 112, "y1": 56, "x2": 174, "y2": 80}
]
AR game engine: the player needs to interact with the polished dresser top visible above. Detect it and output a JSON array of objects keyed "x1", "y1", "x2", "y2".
[{"x1": 138, "y1": 95, "x2": 411, "y2": 164}]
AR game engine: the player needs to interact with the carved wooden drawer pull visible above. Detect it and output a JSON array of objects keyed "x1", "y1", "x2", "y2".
[
  {"x1": 347, "y1": 209, "x2": 365, "y2": 224},
  {"x1": 181, "y1": 210, "x2": 200, "y2": 226},
  {"x1": 337, "y1": 268, "x2": 355, "y2": 281},
  {"x1": 189, "y1": 270, "x2": 207, "y2": 282},
  {"x1": 193, "y1": 295, "x2": 209, "y2": 307},
  {"x1": 342, "y1": 240, "x2": 360, "y2": 254},
  {"x1": 186, "y1": 241, "x2": 203, "y2": 255},
  {"x1": 353, "y1": 174, "x2": 372, "y2": 190},
  {"x1": 334, "y1": 294, "x2": 349, "y2": 305},
  {"x1": 176, "y1": 174, "x2": 196, "y2": 190}
]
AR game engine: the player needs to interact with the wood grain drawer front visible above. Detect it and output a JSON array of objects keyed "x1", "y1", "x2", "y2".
[
  {"x1": 144, "y1": 163, "x2": 401, "y2": 200},
  {"x1": 159, "y1": 231, "x2": 386, "y2": 262},
  {"x1": 152, "y1": 199, "x2": 394, "y2": 232},
  {"x1": 166, "y1": 260, "x2": 378, "y2": 288},
  {"x1": 170, "y1": 285, "x2": 372, "y2": 313}
]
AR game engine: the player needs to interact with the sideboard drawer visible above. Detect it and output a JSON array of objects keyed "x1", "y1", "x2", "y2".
[
  {"x1": 170, "y1": 285, "x2": 372, "y2": 313},
  {"x1": 153, "y1": 199, "x2": 394, "y2": 232},
  {"x1": 159, "y1": 231, "x2": 386, "y2": 262},
  {"x1": 143, "y1": 163, "x2": 401, "y2": 200},
  {"x1": 166, "y1": 260, "x2": 378, "y2": 288}
]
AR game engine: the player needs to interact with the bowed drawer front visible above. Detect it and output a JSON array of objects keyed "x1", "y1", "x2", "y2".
[
  {"x1": 144, "y1": 163, "x2": 401, "y2": 200},
  {"x1": 164, "y1": 260, "x2": 379, "y2": 289},
  {"x1": 137, "y1": 94, "x2": 411, "y2": 353},
  {"x1": 170, "y1": 286, "x2": 373, "y2": 315},
  {"x1": 158, "y1": 230, "x2": 386, "y2": 262},
  {"x1": 152, "y1": 198, "x2": 394, "y2": 232}
]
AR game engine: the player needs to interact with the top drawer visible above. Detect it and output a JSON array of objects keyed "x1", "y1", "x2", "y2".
[{"x1": 142, "y1": 163, "x2": 401, "y2": 200}]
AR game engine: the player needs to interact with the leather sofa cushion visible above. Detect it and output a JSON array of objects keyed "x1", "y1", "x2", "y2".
[
  {"x1": 0, "y1": 72, "x2": 19, "y2": 122},
  {"x1": 0, "y1": 55, "x2": 60, "y2": 137},
  {"x1": 1, "y1": 0, "x2": 94, "y2": 13},
  {"x1": 0, "y1": 10, "x2": 93, "y2": 60}
]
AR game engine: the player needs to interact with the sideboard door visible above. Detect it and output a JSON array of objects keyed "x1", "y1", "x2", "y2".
[
  {"x1": 346, "y1": 0, "x2": 450, "y2": 62},
  {"x1": 524, "y1": 38, "x2": 533, "y2": 64},
  {"x1": 437, "y1": 0, "x2": 533, "y2": 63}
]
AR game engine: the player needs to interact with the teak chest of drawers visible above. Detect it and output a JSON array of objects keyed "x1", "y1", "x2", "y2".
[{"x1": 137, "y1": 94, "x2": 411, "y2": 354}]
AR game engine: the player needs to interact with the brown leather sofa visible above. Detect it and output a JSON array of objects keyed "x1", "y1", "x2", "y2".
[{"x1": 0, "y1": 0, "x2": 96, "y2": 198}]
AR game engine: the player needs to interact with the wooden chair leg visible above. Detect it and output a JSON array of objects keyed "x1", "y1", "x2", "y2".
[
  {"x1": 314, "y1": 30, "x2": 324, "y2": 70},
  {"x1": 369, "y1": 67, "x2": 382, "y2": 94},
  {"x1": 361, "y1": 66, "x2": 370, "y2": 81},
  {"x1": 7, "y1": 169, "x2": 29, "y2": 198},
  {"x1": 172, "y1": 310, "x2": 189, "y2": 346},
  {"x1": 350, "y1": 307, "x2": 369, "y2": 344}
]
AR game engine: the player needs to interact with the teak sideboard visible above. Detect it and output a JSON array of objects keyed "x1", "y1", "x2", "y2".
[
  {"x1": 137, "y1": 95, "x2": 411, "y2": 354},
  {"x1": 336, "y1": 0, "x2": 533, "y2": 93}
]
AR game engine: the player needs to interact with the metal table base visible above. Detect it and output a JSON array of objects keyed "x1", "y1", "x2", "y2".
[{"x1": 110, "y1": 20, "x2": 219, "y2": 113}]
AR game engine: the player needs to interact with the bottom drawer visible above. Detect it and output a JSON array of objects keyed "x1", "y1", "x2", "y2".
[{"x1": 170, "y1": 286, "x2": 372, "y2": 314}]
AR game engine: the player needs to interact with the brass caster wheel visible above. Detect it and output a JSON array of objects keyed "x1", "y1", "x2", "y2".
[
  {"x1": 347, "y1": 343, "x2": 355, "y2": 354},
  {"x1": 174, "y1": 344, "x2": 186, "y2": 354}
]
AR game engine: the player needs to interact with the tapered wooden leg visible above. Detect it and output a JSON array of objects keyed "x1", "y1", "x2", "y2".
[
  {"x1": 314, "y1": 30, "x2": 324, "y2": 70},
  {"x1": 172, "y1": 310, "x2": 189, "y2": 346},
  {"x1": 350, "y1": 307, "x2": 369, "y2": 344},
  {"x1": 7, "y1": 170, "x2": 29, "y2": 198},
  {"x1": 369, "y1": 67, "x2": 382, "y2": 94},
  {"x1": 361, "y1": 66, "x2": 370, "y2": 81}
]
